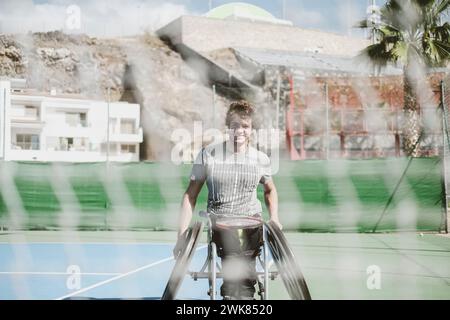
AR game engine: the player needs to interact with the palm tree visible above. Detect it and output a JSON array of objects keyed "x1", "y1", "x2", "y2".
[{"x1": 357, "y1": 0, "x2": 450, "y2": 156}]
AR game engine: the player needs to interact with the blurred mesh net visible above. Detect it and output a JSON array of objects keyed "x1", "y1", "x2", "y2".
[
  {"x1": 0, "y1": 157, "x2": 444, "y2": 232},
  {"x1": 440, "y1": 77, "x2": 450, "y2": 232},
  {"x1": 0, "y1": 77, "x2": 448, "y2": 233}
]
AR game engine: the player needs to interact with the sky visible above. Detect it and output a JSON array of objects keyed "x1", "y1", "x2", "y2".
[{"x1": 0, "y1": 0, "x2": 389, "y2": 38}]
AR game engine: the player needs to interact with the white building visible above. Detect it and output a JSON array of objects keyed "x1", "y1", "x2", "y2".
[{"x1": 0, "y1": 80, "x2": 143, "y2": 162}]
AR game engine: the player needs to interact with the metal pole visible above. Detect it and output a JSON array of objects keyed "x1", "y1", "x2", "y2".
[
  {"x1": 105, "y1": 87, "x2": 111, "y2": 230},
  {"x1": 372, "y1": 0, "x2": 375, "y2": 44},
  {"x1": 346, "y1": 0, "x2": 351, "y2": 37},
  {"x1": 212, "y1": 84, "x2": 216, "y2": 129},
  {"x1": 441, "y1": 80, "x2": 449, "y2": 233},
  {"x1": 106, "y1": 87, "x2": 110, "y2": 163},
  {"x1": 2, "y1": 88, "x2": 6, "y2": 160},
  {"x1": 276, "y1": 72, "x2": 281, "y2": 130},
  {"x1": 263, "y1": 224, "x2": 269, "y2": 300},
  {"x1": 325, "y1": 83, "x2": 329, "y2": 160},
  {"x1": 211, "y1": 242, "x2": 217, "y2": 300}
]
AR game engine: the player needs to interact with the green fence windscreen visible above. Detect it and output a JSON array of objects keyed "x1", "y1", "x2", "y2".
[{"x1": 0, "y1": 158, "x2": 444, "y2": 232}]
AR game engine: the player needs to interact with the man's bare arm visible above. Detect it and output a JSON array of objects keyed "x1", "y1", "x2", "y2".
[
  {"x1": 263, "y1": 179, "x2": 282, "y2": 229},
  {"x1": 178, "y1": 179, "x2": 204, "y2": 236}
]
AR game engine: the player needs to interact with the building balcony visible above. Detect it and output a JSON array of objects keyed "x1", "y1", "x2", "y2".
[
  {"x1": 44, "y1": 126, "x2": 94, "y2": 138},
  {"x1": 10, "y1": 119, "x2": 45, "y2": 129},
  {"x1": 7, "y1": 149, "x2": 139, "y2": 162},
  {"x1": 109, "y1": 127, "x2": 143, "y2": 143}
]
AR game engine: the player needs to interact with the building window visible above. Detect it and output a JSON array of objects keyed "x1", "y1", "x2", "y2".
[
  {"x1": 25, "y1": 106, "x2": 39, "y2": 118},
  {"x1": 74, "y1": 137, "x2": 87, "y2": 151},
  {"x1": 46, "y1": 137, "x2": 57, "y2": 151},
  {"x1": 120, "y1": 119, "x2": 135, "y2": 134},
  {"x1": 65, "y1": 112, "x2": 87, "y2": 127},
  {"x1": 80, "y1": 113, "x2": 87, "y2": 126},
  {"x1": 109, "y1": 118, "x2": 117, "y2": 134},
  {"x1": 58, "y1": 137, "x2": 70, "y2": 151},
  {"x1": 120, "y1": 144, "x2": 136, "y2": 154},
  {"x1": 101, "y1": 143, "x2": 118, "y2": 154},
  {"x1": 11, "y1": 105, "x2": 39, "y2": 120},
  {"x1": 15, "y1": 134, "x2": 40, "y2": 150},
  {"x1": 57, "y1": 137, "x2": 87, "y2": 151}
]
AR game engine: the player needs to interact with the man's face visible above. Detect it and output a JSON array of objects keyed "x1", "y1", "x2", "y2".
[{"x1": 228, "y1": 114, "x2": 252, "y2": 146}]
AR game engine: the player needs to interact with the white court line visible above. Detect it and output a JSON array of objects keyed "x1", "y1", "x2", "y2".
[
  {"x1": 0, "y1": 242, "x2": 181, "y2": 245},
  {"x1": 0, "y1": 272, "x2": 121, "y2": 276},
  {"x1": 55, "y1": 245, "x2": 207, "y2": 300}
]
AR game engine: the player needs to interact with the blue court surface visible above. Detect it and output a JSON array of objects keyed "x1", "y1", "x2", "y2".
[
  {"x1": 1, "y1": 231, "x2": 449, "y2": 300},
  {"x1": 0, "y1": 241, "x2": 213, "y2": 300}
]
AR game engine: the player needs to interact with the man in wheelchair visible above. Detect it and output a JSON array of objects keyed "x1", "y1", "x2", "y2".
[
  {"x1": 211, "y1": 218, "x2": 264, "y2": 299},
  {"x1": 175, "y1": 100, "x2": 281, "y2": 300}
]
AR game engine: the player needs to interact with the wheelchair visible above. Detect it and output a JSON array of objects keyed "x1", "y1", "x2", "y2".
[{"x1": 161, "y1": 211, "x2": 311, "y2": 300}]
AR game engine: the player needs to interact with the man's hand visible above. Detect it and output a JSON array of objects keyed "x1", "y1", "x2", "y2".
[
  {"x1": 269, "y1": 219, "x2": 283, "y2": 230},
  {"x1": 173, "y1": 230, "x2": 188, "y2": 259}
]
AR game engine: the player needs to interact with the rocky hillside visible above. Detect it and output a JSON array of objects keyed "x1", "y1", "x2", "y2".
[{"x1": 0, "y1": 31, "x2": 230, "y2": 160}]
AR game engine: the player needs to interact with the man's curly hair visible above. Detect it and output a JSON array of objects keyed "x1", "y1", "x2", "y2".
[{"x1": 225, "y1": 100, "x2": 255, "y2": 127}]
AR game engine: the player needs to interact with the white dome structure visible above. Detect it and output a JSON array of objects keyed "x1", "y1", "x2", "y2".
[{"x1": 205, "y1": 2, "x2": 292, "y2": 26}]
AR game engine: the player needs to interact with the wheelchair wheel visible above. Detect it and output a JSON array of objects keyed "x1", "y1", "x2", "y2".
[
  {"x1": 265, "y1": 221, "x2": 311, "y2": 300},
  {"x1": 208, "y1": 242, "x2": 217, "y2": 300},
  {"x1": 161, "y1": 221, "x2": 203, "y2": 300}
]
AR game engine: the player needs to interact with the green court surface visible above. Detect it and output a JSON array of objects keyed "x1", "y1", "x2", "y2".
[
  {"x1": 2, "y1": 231, "x2": 449, "y2": 300},
  {"x1": 0, "y1": 158, "x2": 445, "y2": 233},
  {"x1": 0, "y1": 157, "x2": 448, "y2": 299}
]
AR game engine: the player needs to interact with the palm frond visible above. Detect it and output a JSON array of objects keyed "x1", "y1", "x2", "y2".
[
  {"x1": 358, "y1": 43, "x2": 396, "y2": 67},
  {"x1": 415, "y1": 0, "x2": 435, "y2": 7},
  {"x1": 358, "y1": 0, "x2": 450, "y2": 68},
  {"x1": 432, "y1": 39, "x2": 450, "y2": 57},
  {"x1": 354, "y1": 19, "x2": 370, "y2": 29},
  {"x1": 435, "y1": 0, "x2": 450, "y2": 15},
  {"x1": 433, "y1": 22, "x2": 450, "y2": 40},
  {"x1": 408, "y1": 42, "x2": 428, "y2": 65},
  {"x1": 392, "y1": 41, "x2": 408, "y2": 63}
]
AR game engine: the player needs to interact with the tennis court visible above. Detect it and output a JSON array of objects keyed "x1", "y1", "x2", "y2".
[
  {"x1": 1, "y1": 231, "x2": 449, "y2": 300},
  {"x1": 0, "y1": 158, "x2": 449, "y2": 300}
]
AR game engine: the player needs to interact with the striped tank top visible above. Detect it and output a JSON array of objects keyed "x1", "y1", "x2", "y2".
[{"x1": 190, "y1": 142, "x2": 271, "y2": 217}]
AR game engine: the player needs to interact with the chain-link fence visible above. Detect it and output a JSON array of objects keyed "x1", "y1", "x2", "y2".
[
  {"x1": 441, "y1": 77, "x2": 450, "y2": 232},
  {"x1": 285, "y1": 74, "x2": 445, "y2": 160}
]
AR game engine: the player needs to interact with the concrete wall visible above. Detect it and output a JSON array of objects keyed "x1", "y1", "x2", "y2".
[{"x1": 158, "y1": 15, "x2": 370, "y2": 57}]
